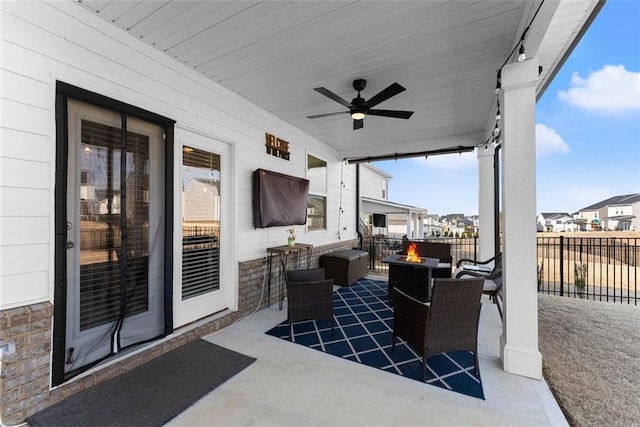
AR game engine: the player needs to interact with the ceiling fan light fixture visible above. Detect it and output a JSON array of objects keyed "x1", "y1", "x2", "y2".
[{"x1": 351, "y1": 111, "x2": 366, "y2": 120}]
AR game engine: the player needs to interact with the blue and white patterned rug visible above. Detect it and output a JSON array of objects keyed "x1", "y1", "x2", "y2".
[{"x1": 265, "y1": 277, "x2": 484, "y2": 399}]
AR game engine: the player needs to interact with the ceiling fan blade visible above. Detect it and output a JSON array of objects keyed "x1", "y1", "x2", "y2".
[
  {"x1": 313, "y1": 87, "x2": 353, "y2": 108},
  {"x1": 353, "y1": 119, "x2": 364, "y2": 130},
  {"x1": 306, "y1": 111, "x2": 349, "y2": 119},
  {"x1": 364, "y1": 82, "x2": 406, "y2": 108},
  {"x1": 367, "y1": 109, "x2": 414, "y2": 119}
]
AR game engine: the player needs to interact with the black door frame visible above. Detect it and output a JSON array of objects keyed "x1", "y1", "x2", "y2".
[{"x1": 53, "y1": 82, "x2": 175, "y2": 385}]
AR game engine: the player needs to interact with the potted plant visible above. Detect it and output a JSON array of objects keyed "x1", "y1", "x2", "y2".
[
  {"x1": 537, "y1": 261, "x2": 544, "y2": 291},
  {"x1": 574, "y1": 262, "x2": 588, "y2": 298},
  {"x1": 287, "y1": 227, "x2": 296, "y2": 248}
]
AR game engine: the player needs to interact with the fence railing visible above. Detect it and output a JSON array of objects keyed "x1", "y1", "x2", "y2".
[
  {"x1": 360, "y1": 235, "x2": 639, "y2": 305},
  {"x1": 537, "y1": 236, "x2": 638, "y2": 304}
]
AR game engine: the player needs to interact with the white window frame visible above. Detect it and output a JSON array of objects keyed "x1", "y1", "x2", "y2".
[{"x1": 306, "y1": 152, "x2": 327, "y2": 232}]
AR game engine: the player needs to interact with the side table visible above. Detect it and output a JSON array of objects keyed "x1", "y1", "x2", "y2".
[{"x1": 266, "y1": 243, "x2": 313, "y2": 309}]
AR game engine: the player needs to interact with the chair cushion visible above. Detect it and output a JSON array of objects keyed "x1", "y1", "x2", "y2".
[
  {"x1": 483, "y1": 279, "x2": 499, "y2": 292},
  {"x1": 455, "y1": 273, "x2": 498, "y2": 292}
]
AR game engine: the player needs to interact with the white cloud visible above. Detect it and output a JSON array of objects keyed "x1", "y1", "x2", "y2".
[
  {"x1": 558, "y1": 65, "x2": 640, "y2": 113},
  {"x1": 535, "y1": 123, "x2": 569, "y2": 158},
  {"x1": 410, "y1": 151, "x2": 477, "y2": 170}
]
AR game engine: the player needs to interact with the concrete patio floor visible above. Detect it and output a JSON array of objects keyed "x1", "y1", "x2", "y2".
[{"x1": 167, "y1": 278, "x2": 567, "y2": 426}]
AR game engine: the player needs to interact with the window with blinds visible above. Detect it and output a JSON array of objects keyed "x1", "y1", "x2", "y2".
[
  {"x1": 307, "y1": 154, "x2": 327, "y2": 230},
  {"x1": 182, "y1": 146, "x2": 221, "y2": 299},
  {"x1": 79, "y1": 120, "x2": 149, "y2": 330}
]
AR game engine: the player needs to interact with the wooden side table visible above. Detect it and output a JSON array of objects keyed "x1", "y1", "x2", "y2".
[{"x1": 266, "y1": 243, "x2": 313, "y2": 309}]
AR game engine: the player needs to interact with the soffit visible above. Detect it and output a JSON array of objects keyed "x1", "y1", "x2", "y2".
[{"x1": 77, "y1": 0, "x2": 601, "y2": 160}]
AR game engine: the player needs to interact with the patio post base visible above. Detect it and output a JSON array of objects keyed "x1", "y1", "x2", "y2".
[{"x1": 500, "y1": 334, "x2": 542, "y2": 380}]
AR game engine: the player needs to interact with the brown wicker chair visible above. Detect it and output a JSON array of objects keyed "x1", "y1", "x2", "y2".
[
  {"x1": 455, "y1": 253, "x2": 503, "y2": 320},
  {"x1": 392, "y1": 278, "x2": 484, "y2": 381},
  {"x1": 285, "y1": 268, "x2": 334, "y2": 340}
]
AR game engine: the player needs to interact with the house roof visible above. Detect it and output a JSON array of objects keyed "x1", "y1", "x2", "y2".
[
  {"x1": 361, "y1": 196, "x2": 427, "y2": 215},
  {"x1": 580, "y1": 193, "x2": 640, "y2": 211},
  {"x1": 440, "y1": 214, "x2": 466, "y2": 222},
  {"x1": 540, "y1": 212, "x2": 572, "y2": 220},
  {"x1": 75, "y1": 1, "x2": 602, "y2": 162}
]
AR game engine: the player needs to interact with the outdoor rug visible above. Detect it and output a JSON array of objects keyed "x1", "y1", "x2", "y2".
[
  {"x1": 266, "y1": 277, "x2": 484, "y2": 399},
  {"x1": 28, "y1": 339, "x2": 256, "y2": 427}
]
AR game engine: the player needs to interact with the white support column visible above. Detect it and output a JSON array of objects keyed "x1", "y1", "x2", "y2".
[
  {"x1": 499, "y1": 58, "x2": 542, "y2": 379},
  {"x1": 406, "y1": 213, "x2": 412, "y2": 238},
  {"x1": 418, "y1": 215, "x2": 424, "y2": 238},
  {"x1": 478, "y1": 146, "x2": 495, "y2": 260}
]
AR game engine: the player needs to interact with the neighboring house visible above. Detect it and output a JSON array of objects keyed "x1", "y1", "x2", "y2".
[
  {"x1": 423, "y1": 214, "x2": 444, "y2": 238},
  {"x1": 573, "y1": 194, "x2": 640, "y2": 231},
  {"x1": 468, "y1": 215, "x2": 480, "y2": 230},
  {"x1": 359, "y1": 164, "x2": 428, "y2": 239},
  {"x1": 361, "y1": 197, "x2": 427, "y2": 239},
  {"x1": 537, "y1": 212, "x2": 576, "y2": 232},
  {"x1": 359, "y1": 163, "x2": 391, "y2": 201},
  {"x1": 440, "y1": 213, "x2": 474, "y2": 236}
]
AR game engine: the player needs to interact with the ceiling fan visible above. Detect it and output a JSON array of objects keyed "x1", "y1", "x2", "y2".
[{"x1": 306, "y1": 79, "x2": 414, "y2": 130}]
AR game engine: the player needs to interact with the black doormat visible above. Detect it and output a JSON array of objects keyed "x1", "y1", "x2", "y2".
[{"x1": 29, "y1": 339, "x2": 256, "y2": 427}]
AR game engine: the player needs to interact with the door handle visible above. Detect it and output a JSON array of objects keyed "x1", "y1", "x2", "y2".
[{"x1": 66, "y1": 241, "x2": 74, "y2": 249}]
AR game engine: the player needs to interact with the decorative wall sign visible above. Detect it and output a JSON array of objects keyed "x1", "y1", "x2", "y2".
[{"x1": 265, "y1": 133, "x2": 290, "y2": 160}]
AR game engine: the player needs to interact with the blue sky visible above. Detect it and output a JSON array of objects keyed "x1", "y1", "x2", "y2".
[{"x1": 376, "y1": 0, "x2": 640, "y2": 216}]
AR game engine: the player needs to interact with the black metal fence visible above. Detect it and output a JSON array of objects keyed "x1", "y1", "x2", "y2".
[
  {"x1": 537, "y1": 236, "x2": 638, "y2": 304},
  {"x1": 361, "y1": 235, "x2": 639, "y2": 304}
]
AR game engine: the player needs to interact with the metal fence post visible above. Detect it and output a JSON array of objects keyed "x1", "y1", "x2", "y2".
[
  {"x1": 473, "y1": 236, "x2": 477, "y2": 261},
  {"x1": 559, "y1": 235, "x2": 564, "y2": 297}
]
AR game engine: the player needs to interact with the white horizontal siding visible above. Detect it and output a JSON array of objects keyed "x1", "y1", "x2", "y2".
[
  {"x1": 0, "y1": 217, "x2": 49, "y2": 246},
  {"x1": 0, "y1": 244, "x2": 49, "y2": 276},
  {"x1": 0, "y1": 271, "x2": 50, "y2": 308},
  {"x1": 0, "y1": 157, "x2": 51, "y2": 189},
  {"x1": 0, "y1": 128, "x2": 51, "y2": 163},
  {"x1": 0, "y1": 1, "x2": 356, "y2": 309},
  {"x1": 0, "y1": 188, "x2": 50, "y2": 217},
  {"x1": 360, "y1": 165, "x2": 388, "y2": 200}
]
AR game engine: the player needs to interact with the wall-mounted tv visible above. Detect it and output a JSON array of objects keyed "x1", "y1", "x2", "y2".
[
  {"x1": 253, "y1": 168, "x2": 309, "y2": 228},
  {"x1": 373, "y1": 213, "x2": 387, "y2": 227}
]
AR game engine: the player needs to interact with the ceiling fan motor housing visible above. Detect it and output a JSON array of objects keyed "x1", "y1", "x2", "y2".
[
  {"x1": 353, "y1": 79, "x2": 367, "y2": 91},
  {"x1": 350, "y1": 96, "x2": 366, "y2": 114}
]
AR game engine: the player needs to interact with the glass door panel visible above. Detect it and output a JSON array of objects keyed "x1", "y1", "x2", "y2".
[
  {"x1": 174, "y1": 133, "x2": 230, "y2": 327},
  {"x1": 182, "y1": 147, "x2": 221, "y2": 299},
  {"x1": 65, "y1": 100, "x2": 164, "y2": 377}
]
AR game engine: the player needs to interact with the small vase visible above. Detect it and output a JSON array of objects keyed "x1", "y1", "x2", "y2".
[{"x1": 287, "y1": 237, "x2": 295, "y2": 248}]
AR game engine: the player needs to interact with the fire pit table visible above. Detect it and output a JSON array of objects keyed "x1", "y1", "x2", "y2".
[{"x1": 382, "y1": 254, "x2": 439, "y2": 303}]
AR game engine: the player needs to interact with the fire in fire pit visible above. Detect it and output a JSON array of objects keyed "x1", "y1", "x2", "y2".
[{"x1": 405, "y1": 242, "x2": 421, "y2": 262}]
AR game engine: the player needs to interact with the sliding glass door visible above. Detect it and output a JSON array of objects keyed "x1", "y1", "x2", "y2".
[{"x1": 64, "y1": 100, "x2": 165, "y2": 376}]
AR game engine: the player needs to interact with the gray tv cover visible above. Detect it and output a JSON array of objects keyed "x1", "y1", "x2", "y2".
[{"x1": 253, "y1": 169, "x2": 309, "y2": 228}]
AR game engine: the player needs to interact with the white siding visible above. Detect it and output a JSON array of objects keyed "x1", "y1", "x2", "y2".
[
  {"x1": 359, "y1": 164, "x2": 389, "y2": 200},
  {"x1": 0, "y1": 1, "x2": 357, "y2": 309}
]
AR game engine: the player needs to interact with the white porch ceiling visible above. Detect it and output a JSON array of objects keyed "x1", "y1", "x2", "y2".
[{"x1": 77, "y1": 0, "x2": 601, "y2": 160}]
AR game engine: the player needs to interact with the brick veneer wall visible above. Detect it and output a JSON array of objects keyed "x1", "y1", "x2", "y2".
[
  {"x1": 0, "y1": 239, "x2": 360, "y2": 423},
  {"x1": 0, "y1": 303, "x2": 53, "y2": 424}
]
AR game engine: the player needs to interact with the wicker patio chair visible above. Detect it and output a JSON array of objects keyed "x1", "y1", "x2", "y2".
[
  {"x1": 392, "y1": 278, "x2": 484, "y2": 381},
  {"x1": 455, "y1": 253, "x2": 503, "y2": 320},
  {"x1": 285, "y1": 268, "x2": 334, "y2": 340}
]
